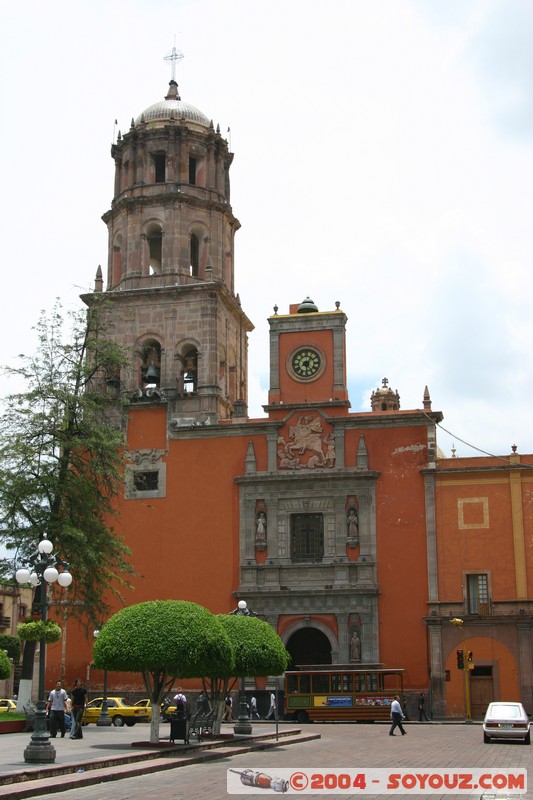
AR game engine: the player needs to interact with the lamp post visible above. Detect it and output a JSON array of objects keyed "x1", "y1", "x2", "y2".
[
  {"x1": 93, "y1": 628, "x2": 112, "y2": 726},
  {"x1": 15, "y1": 535, "x2": 72, "y2": 763},
  {"x1": 229, "y1": 599, "x2": 257, "y2": 736}
]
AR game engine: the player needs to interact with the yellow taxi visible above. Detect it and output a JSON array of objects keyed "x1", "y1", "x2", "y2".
[
  {"x1": 135, "y1": 698, "x2": 175, "y2": 720},
  {"x1": 0, "y1": 699, "x2": 16, "y2": 712},
  {"x1": 82, "y1": 697, "x2": 149, "y2": 726},
  {"x1": 134, "y1": 699, "x2": 152, "y2": 720}
]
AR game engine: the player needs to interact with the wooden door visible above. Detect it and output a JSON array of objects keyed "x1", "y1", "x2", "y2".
[{"x1": 470, "y1": 671, "x2": 493, "y2": 719}]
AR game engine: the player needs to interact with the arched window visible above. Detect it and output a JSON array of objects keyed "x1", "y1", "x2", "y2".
[
  {"x1": 190, "y1": 234, "x2": 199, "y2": 276},
  {"x1": 112, "y1": 233, "x2": 122, "y2": 287},
  {"x1": 146, "y1": 222, "x2": 163, "y2": 274},
  {"x1": 182, "y1": 348, "x2": 198, "y2": 393},
  {"x1": 153, "y1": 153, "x2": 166, "y2": 183}
]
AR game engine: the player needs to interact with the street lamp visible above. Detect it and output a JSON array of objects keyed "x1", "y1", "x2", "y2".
[
  {"x1": 93, "y1": 628, "x2": 112, "y2": 726},
  {"x1": 15, "y1": 535, "x2": 72, "y2": 763},
  {"x1": 229, "y1": 599, "x2": 257, "y2": 736}
]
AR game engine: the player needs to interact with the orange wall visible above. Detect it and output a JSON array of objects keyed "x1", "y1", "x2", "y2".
[
  {"x1": 346, "y1": 423, "x2": 431, "y2": 688},
  {"x1": 48, "y1": 410, "x2": 435, "y2": 696},
  {"x1": 444, "y1": 636, "x2": 520, "y2": 717},
  {"x1": 278, "y1": 330, "x2": 337, "y2": 404},
  {"x1": 48, "y1": 408, "x2": 270, "y2": 689},
  {"x1": 435, "y1": 459, "x2": 533, "y2": 603}
]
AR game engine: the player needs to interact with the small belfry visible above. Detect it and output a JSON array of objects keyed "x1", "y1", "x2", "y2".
[{"x1": 84, "y1": 48, "x2": 253, "y2": 423}]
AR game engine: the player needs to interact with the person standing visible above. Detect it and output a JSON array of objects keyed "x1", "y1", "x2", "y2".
[
  {"x1": 265, "y1": 691, "x2": 276, "y2": 720},
  {"x1": 418, "y1": 693, "x2": 429, "y2": 722},
  {"x1": 69, "y1": 678, "x2": 87, "y2": 739},
  {"x1": 389, "y1": 695, "x2": 406, "y2": 736},
  {"x1": 48, "y1": 680, "x2": 69, "y2": 738},
  {"x1": 173, "y1": 688, "x2": 187, "y2": 718}
]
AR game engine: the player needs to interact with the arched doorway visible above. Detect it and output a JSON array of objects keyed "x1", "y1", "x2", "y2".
[{"x1": 286, "y1": 628, "x2": 332, "y2": 668}]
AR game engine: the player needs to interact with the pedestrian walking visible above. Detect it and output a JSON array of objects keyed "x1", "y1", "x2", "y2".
[
  {"x1": 47, "y1": 680, "x2": 68, "y2": 738},
  {"x1": 69, "y1": 678, "x2": 88, "y2": 739},
  {"x1": 389, "y1": 694, "x2": 406, "y2": 736},
  {"x1": 265, "y1": 691, "x2": 276, "y2": 720},
  {"x1": 249, "y1": 695, "x2": 260, "y2": 719},
  {"x1": 418, "y1": 693, "x2": 429, "y2": 722},
  {"x1": 222, "y1": 695, "x2": 233, "y2": 721},
  {"x1": 197, "y1": 691, "x2": 210, "y2": 714}
]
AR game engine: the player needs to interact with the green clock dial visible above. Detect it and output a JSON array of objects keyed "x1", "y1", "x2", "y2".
[{"x1": 291, "y1": 348, "x2": 322, "y2": 379}]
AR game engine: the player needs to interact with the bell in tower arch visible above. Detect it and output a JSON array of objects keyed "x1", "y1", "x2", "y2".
[
  {"x1": 140, "y1": 340, "x2": 162, "y2": 387},
  {"x1": 144, "y1": 363, "x2": 160, "y2": 385}
]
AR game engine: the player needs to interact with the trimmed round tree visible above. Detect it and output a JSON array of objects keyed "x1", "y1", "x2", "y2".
[
  {"x1": 207, "y1": 614, "x2": 290, "y2": 732},
  {"x1": 92, "y1": 600, "x2": 234, "y2": 742}
]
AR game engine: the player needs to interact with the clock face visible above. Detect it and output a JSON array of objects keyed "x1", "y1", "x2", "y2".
[{"x1": 291, "y1": 348, "x2": 322, "y2": 380}]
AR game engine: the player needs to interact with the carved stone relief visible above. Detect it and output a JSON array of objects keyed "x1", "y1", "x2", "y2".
[{"x1": 277, "y1": 415, "x2": 336, "y2": 469}]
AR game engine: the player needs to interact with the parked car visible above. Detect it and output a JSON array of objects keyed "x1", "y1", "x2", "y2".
[
  {"x1": 483, "y1": 701, "x2": 530, "y2": 744},
  {"x1": 134, "y1": 697, "x2": 181, "y2": 721},
  {"x1": 82, "y1": 697, "x2": 149, "y2": 727},
  {"x1": 0, "y1": 699, "x2": 16, "y2": 712}
]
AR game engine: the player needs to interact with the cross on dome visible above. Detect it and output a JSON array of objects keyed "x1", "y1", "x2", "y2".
[{"x1": 164, "y1": 41, "x2": 184, "y2": 82}]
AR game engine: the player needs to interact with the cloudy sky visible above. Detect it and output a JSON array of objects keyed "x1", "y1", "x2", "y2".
[{"x1": 1, "y1": 0, "x2": 532, "y2": 457}]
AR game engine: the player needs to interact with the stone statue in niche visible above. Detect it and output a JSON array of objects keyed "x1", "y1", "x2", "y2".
[
  {"x1": 346, "y1": 507, "x2": 359, "y2": 544},
  {"x1": 349, "y1": 630, "x2": 362, "y2": 663},
  {"x1": 256, "y1": 512, "x2": 267, "y2": 540}
]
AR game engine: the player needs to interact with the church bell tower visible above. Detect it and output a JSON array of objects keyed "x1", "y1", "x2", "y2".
[{"x1": 85, "y1": 58, "x2": 253, "y2": 425}]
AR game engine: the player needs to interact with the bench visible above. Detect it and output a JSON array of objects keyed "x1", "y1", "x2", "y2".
[{"x1": 188, "y1": 708, "x2": 216, "y2": 741}]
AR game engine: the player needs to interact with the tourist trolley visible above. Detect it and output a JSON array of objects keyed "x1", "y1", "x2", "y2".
[{"x1": 284, "y1": 664, "x2": 405, "y2": 723}]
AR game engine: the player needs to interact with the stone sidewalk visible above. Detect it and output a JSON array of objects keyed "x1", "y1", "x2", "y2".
[
  {"x1": 1, "y1": 721, "x2": 532, "y2": 800},
  {"x1": 0, "y1": 722, "x2": 316, "y2": 798}
]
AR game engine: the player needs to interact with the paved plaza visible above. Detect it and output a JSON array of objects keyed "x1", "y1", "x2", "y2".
[{"x1": 1, "y1": 721, "x2": 531, "y2": 800}]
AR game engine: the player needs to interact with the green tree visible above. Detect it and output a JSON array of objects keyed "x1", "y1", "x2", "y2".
[
  {"x1": 0, "y1": 648, "x2": 11, "y2": 681},
  {"x1": 0, "y1": 633, "x2": 21, "y2": 664},
  {"x1": 0, "y1": 299, "x2": 134, "y2": 706},
  {"x1": 92, "y1": 600, "x2": 234, "y2": 743},
  {"x1": 205, "y1": 614, "x2": 290, "y2": 733}
]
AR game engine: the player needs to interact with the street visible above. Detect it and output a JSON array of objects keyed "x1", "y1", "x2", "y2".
[{"x1": 17, "y1": 722, "x2": 533, "y2": 800}]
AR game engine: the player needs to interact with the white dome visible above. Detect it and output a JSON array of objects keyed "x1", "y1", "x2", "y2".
[{"x1": 135, "y1": 81, "x2": 210, "y2": 128}]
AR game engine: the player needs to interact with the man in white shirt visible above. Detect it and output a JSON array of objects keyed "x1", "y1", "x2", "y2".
[
  {"x1": 250, "y1": 695, "x2": 260, "y2": 719},
  {"x1": 48, "y1": 680, "x2": 68, "y2": 738},
  {"x1": 389, "y1": 695, "x2": 406, "y2": 736},
  {"x1": 265, "y1": 691, "x2": 277, "y2": 720}
]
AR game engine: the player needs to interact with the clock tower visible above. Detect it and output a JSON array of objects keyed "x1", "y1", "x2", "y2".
[{"x1": 266, "y1": 297, "x2": 350, "y2": 413}]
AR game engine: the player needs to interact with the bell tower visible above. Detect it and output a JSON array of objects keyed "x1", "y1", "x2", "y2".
[{"x1": 84, "y1": 61, "x2": 253, "y2": 424}]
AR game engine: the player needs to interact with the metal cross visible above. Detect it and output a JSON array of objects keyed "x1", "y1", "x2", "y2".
[{"x1": 164, "y1": 41, "x2": 184, "y2": 82}]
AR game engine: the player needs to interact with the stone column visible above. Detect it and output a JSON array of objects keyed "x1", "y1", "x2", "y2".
[
  {"x1": 427, "y1": 619, "x2": 445, "y2": 718},
  {"x1": 517, "y1": 620, "x2": 533, "y2": 708}
]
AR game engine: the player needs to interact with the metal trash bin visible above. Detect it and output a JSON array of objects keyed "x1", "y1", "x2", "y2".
[{"x1": 169, "y1": 713, "x2": 189, "y2": 743}]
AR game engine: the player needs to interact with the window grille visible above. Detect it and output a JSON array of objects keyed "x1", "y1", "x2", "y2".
[{"x1": 290, "y1": 514, "x2": 324, "y2": 563}]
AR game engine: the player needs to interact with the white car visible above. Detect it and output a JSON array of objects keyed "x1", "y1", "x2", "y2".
[{"x1": 483, "y1": 702, "x2": 530, "y2": 744}]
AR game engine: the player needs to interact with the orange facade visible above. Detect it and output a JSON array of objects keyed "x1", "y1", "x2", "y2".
[
  {"x1": 430, "y1": 454, "x2": 533, "y2": 717},
  {"x1": 42, "y1": 77, "x2": 533, "y2": 723}
]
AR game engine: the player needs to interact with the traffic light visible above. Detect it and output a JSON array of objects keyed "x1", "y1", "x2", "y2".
[
  {"x1": 467, "y1": 651, "x2": 473, "y2": 662},
  {"x1": 457, "y1": 649, "x2": 464, "y2": 670}
]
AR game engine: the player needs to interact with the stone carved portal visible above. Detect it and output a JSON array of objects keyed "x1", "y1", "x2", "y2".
[{"x1": 277, "y1": 415, "x2": 335, "y2": 469}]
